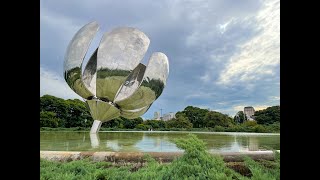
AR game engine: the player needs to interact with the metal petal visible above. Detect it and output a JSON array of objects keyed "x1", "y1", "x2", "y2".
[
  {"x1": 120, "y1": 105, "x2": 150, "y2": 119},
  {"x1": 96, "y1": 27, "x2": 150, "y2": 102},
  {"x1": 116, "y1": 52, "x2": 169, "y2": 111},
  {"x1": 64, "y1": 21, "x2": 99, "y2": 99},
  {"x1": 114, "y1": 63, "x2": 146, "y2": 102},
  {"x1": 82, "y1": 48, "x2": 98, "y2": 96},
  {"x1": 86, "y1": 99, "x2": 120, "y2": 122}
]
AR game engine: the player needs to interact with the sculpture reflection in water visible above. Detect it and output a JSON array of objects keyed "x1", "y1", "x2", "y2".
[
  {"x1": 63, "y1": 22, "x2": 169, "y2": 133},
  {"x1": 89, "y1": 132, "x2": 143, "y2": 151},
  {"x1": 90, "y1": 133, "x2": 100, "y2": 148},
  {"x1": 208, "y1": 135, "x2": 260, "y2": 152}
]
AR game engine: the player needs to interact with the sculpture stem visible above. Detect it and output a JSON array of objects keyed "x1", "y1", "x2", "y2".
[{"x1": 90, "y1": 120, "x2": 102, "y2": 134}]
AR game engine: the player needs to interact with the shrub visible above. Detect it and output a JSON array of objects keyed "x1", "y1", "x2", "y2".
[
  {"x1": 254, "y1": 125, "x2": 267, "y2": 133},
  {"x1": 213, "y1": 125, "x2": 225, "y2": 132},
  {"x1": 243, "y1": 120, "x2": 258, "y2": 127},
  {"x1": 135, "y1": 124, "x2": 148, "y2": 130}
]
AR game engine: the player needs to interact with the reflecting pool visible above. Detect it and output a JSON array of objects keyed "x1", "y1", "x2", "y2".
[{"x1": 40, "y1": 131, "x2": 280, "y2": 152}]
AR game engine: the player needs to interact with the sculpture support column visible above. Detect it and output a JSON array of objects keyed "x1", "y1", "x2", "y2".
[{"x1": 90, "y1": 120, "x2": 102, "y2": 134}]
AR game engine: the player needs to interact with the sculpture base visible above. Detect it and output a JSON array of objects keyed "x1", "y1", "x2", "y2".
[{"x1": 90, "y1": 120, "x2": 102, "y2": 134}]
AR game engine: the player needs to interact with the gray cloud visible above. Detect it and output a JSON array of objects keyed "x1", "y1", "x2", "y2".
[{"x1": 40, "y1": 67, "x2": 81, "y2": 99}]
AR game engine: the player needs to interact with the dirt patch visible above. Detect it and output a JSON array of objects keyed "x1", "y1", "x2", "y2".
[{"x1": 226, "y1": 162, "x2": 252, "y2": 177}]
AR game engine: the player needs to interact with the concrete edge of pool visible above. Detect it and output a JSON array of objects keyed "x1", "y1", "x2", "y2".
[{"x1": 40, "y1": 150, "x2": 280, "y2": 163}]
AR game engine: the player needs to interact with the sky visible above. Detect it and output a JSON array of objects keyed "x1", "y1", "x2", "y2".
[{"x1": 40, "y1": 0, "x2": 280, "y2": 119}]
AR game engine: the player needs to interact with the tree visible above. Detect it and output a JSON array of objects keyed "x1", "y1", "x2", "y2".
[
  {"x1": 40, "y1": 95, "x2": 93, "y2": 128},
  {"x1": 204, "y1": 111, "x2": 233, "y2": 128},
  {"x1": 144, "y1": 120, "x2": 166, "y2": 129},
  {"x1": 40, "y1": 95, "x2": 69, "y2": 122},
  {"x1": 135, "y1": 123, "x2": 148, "y2": 130},
  {"x1": 166, "y1": 116, "x2": 193, "y2": 129},
  {"x1": 65, "y1": 99, "x2": 93, "y2": 128},
  {"x1": 254, "y1": 106, "x2": 280, "y2": 125},
  {"x1": 233, "y1": 111, "x2": 246, "y2": 124},
  {"x1": 177, "y1": 106, "x2": 209, "y2": 128},
  {"x1": 40, "y1": 111, "x2": 62, "y2": 128},
  {"x1": 243, "y1": 120, "x2": 258, "y2": 127},
  {"x1": 102, "y1": 117, "x2": 143, "y2": 129},
  {"x1": 102, "y1": 117, "x2": 122, "y2": 128},
  {"x1": 123, "y1": 117, "x2": 143, "y2": 129}
]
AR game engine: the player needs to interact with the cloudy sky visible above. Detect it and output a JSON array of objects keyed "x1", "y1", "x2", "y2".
[{"x1": 40, "y1": 0, "x2": 280, "y2": 119}]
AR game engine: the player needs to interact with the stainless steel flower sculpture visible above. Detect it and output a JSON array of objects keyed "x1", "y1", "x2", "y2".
[{"x1": 63, "y1": 21, "x2": 169, "y2": 133}]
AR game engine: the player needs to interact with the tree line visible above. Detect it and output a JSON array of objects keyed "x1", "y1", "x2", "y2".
[
  {"x1": 233, "y1": 106, "x2": 280, "y2": 125},
  {"x1": 40, "y1": 95, "x2": 280, "y2": 132}
]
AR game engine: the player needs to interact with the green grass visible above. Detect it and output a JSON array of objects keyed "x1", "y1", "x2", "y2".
[{"x1": 40, "y1": 134, "x2": 280, "y2": 180}]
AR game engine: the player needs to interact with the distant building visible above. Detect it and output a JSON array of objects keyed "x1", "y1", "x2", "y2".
[
  {"x1": 162, "y1": 112, "x2": 176, "y2": 121},
  {"x1": 244, "y1": 106, "x2": 255, "y2": 121},
  {"x1": 153, "y1": 112, "x2": 161, "y2": 120}
]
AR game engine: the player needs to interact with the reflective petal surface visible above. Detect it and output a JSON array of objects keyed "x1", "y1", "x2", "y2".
[
  {"x1": 96, "y1": 27, "x2": 150, "y2": 101},
  {"x1": 64, "y1": 21, "x2": 99, "y2": 99},
  {"x1": 116, "y1": 52, "x2": 169, "y2": 110},
  {"x1": 120, "y1": 105, "x2": 150, "y2": 119},
  {"x1": 86, "y1": 99, "x2": 120, "y2": 122},
  {"x1": 114, "y1": 63, "x2": 146, "y2": 102},
  {"x1": 83, "y1": 48, "x2": 98, "y2": 95}
]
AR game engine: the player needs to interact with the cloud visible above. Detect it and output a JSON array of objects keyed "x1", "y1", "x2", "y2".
[
  {"x1": 233, "y1": 104, "x2": 269, "y2": 113},
  {"x1": 218, "y1": 18, "x2": 235, "y2": 34},
  {"x1": 200, "y1": 73, "x2": 210, "y2": 82},
  {"x1": 40, "y1": 66, "x2": 81, "y2": 100},
  {"x1": 254, "y1": 105, "x2": 269, "y2": 111},
  {"x1": 233, "y1": 105, "x2": 245, "y2": 112},
  {"x1": 40, "y1": 2, "x2": 82, "y2": 50},
  {"x1": 217, "y1": 0, "x2": 280, "y2": 85},
  {"x1": 269, "y1": 96, "x2": 280, "y2": 101}
]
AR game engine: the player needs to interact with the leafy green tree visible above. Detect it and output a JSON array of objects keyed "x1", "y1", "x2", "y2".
[
  {"x1": 40, "y1": 95, "x2": 93, "y2": 128},
  {"x1": 135, "y1": 123, "x2": 149, "y2": 130},
  {"x1": 204, "y1": 111, "x2": 233, "y2": 128},
  {"x1": 175, "y1": 111, "x2": 186, "y2": 118},
  {"x1": 40, "y1": 95, "x2": 69, "y2": 121},
  {"x1": 102, "y1": 117, "x2": 123, "y2": 128},
  {"x1": 40, "y1": 94, "x2": 280, "y2": 133},
  {"x1": 40, "y1": 111, "x2": 62, "y2": 128},
  {"x1": 102, "y1": 117, "x2": 143, "y2": 129},
  {"x1": 243, "y1": 120, "x2": 258, "y2": 127},
  {"x1": 267, "y1": 121, "x2": 280, "y2": 132},
  {"x1": 65, "y1": 99, "x2": 93, "y2": 128},
  {"x1": 254, "y1": 106, "x2": 280, "y2": 125},
  {"x1": 177, "y1": 106, "x2": 209, "y2": 128},
  {"x1": 166, "y1": 116, "x2": 193, "y2": 129},
  {"x1": 233, "y1": 111, "x2": 246, "y2": 124},
  {"x1": 213, "y1": 125, "x2": 225, "y2": 132},
  {"x1": 123, "y1": 117, "x2": 143, "y2": 129},
  {"x1": 144, "y1": 120, "x2": 166, "y2": 129}
]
